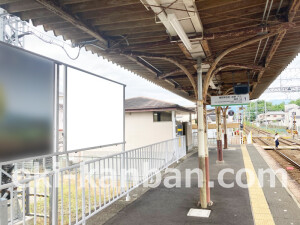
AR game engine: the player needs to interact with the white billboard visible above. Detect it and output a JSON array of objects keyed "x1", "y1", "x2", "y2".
[
  {"x1": 67, "y1": 67, "x2": 124, "y2": 151},
  {"x1": 211, "y1": 94, "x2": 249, "y2": 106}
]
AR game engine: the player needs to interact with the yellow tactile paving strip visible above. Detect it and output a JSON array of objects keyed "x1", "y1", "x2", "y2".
[{"x1": 240, "y1": 145, "x2": 275, "y2": 225}]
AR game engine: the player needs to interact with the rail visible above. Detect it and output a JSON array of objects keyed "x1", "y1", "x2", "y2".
[{"x1": 0, "y1": 136, "x2": 186, "y2": 225}]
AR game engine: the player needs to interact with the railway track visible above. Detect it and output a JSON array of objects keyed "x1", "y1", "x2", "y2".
[{"x1": 245, "y1": 125, "x2": 300, "y2": 171}]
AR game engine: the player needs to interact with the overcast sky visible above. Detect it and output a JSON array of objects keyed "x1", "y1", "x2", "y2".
[
  {"x1": 24, "y1": 25, "x2": 195, "y2": 107},
  {"x1": 259, "y1": 53, "x2": 300, "y2": 101},
  {"x1": 23, "y1": 24, "x2": 300, "y2": 106}
]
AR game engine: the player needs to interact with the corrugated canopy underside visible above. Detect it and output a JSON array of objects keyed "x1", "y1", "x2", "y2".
[{"x1": 2, "y1": 0, "x2": 300, "y2": 102}]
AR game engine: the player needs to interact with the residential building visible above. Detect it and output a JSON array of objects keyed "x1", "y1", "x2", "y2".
[
  {"x1": 124, "y1": 97, "x2": 194, "y2": 150},
  {"x1": 256, "y1": 111, "x2": 285, "y2": 126}
]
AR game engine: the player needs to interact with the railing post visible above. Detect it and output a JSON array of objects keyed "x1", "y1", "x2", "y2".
[
  {"x1": 25, "y1": 185, "x2": 30, "y2": 216},
  {"x1": 175, "y1": 137, "x2": 179, "y2": 163},
  {"x1": 0, "y1": 198, "x2": 8, "y2": 225},
  {"x1": 51, "y1": 156, "x2": 59, "y2": 225},
  {"x1": 164, "y1": 142, "x2": 168, "y2": 167},
  {"x1": 125, "y1": 151, "x2": 131, "y2": 202},
  {"x1": 81, "y1": 163, "x2": 86, "y2": 224},
  {"x1": 121, "y1": 144, "x2": 125, "y2": 193}
]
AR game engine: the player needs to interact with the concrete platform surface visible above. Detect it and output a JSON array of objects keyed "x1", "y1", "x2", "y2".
[{"x1": 88, "y1": 144, "x2": 300, "y2": 225}]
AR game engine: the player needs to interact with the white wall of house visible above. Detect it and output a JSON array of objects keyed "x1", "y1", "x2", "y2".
[
  {"x1": 125, "y1": 111, "x2": 174, "y2": 150},
  {"x1": 256, "y1": 111, "x2": 285, "y2": 126}
]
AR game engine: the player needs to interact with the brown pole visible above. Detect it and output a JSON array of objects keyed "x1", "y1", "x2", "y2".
[
  {"x1": 223, "y1": 106, "x2": 229, "y2": 149},
  {"x1": 216, "y1": 106, "x2": 223, "y2": 162}
]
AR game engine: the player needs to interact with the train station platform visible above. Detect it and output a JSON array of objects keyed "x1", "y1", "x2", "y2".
[{"x1": 89, "y1": 145, "x2": 300, "y2": 225}]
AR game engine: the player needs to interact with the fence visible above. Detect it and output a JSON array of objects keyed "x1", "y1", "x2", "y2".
[
  {"x1": 192, "y1": 132, "x2": 217, "y2": 148},
  {"x1": 0, "y1": 136, "x2": 186, "y2": 225}
]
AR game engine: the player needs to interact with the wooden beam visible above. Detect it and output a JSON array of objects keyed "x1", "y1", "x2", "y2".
[
  {"x1": 34, "y1": 0, "x2": 108, "y2": 46},
  {"x1": 178, "y1": 43, "x2": 193, "y2": 59},
  {"x1": 123, "y1": 55, "x2": 158, "y2": 76},
  {"x1": 288, "y1": 0, "x2": 300, "y2": 21},
  {"x1": 211, "y1": 63, "x2": 263, "y2": 79},
  {"x1": 121, "y1": 22, "x2": 293, "y2": 52},
  {"x1": 70, "y1": 1, "x2": 141, "y2": 13},
  {"x1": 203, "y1": 22, "x2": 295, "y2": 40},
  {"x1": 201, "y1": 40, "x2": 212, "y2": 58},
  {"x1": 251, "y1": 0, "x2": 300, "y2": 97},
  {"x1": 159, "y1": 69, "x2": 183, "y2": 79},
  {"x1": 122, "y1": 51, "x2": 197, "y2": 97},
  {"x1": 202, "y1": 29, "x2": 286, "y2": 101}
]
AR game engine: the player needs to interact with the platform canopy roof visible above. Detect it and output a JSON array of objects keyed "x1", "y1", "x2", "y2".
[{"x1": 2, "y1": 0, "x2": 300, "y2": 103}]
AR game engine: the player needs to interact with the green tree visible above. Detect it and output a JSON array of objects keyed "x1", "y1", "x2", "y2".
[
  {"x1": 290, "y1": 98, "x2": 300, "y2": 106},
  {"x1": 245, "y1": 100, "x2": 284, "y2": 122}
]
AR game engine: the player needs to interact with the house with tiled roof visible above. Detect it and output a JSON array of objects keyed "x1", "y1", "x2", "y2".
[{"x1": 124, "y1": 97, "x2": 194, "y2": 150}]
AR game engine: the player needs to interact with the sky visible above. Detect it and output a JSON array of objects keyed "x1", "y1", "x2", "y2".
[
  {"x1": 259, "y1": 53, "x2": 300, "y2": 102},
  {"x1": 22, "y1": 23, "x2": 300, "y2": 107},
  {"x1": 23, "y1": 25, "x2": 195, "y2": 107}
]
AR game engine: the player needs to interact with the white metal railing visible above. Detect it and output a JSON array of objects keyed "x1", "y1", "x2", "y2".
[
  {"x1": 0, "y1": 136, "x2": 186, "y2": 225},
  {"x1": 192, "y1": 132, "x2": 217, "y2": 148},
  {"x1": 192, "y1": 132, "x2": 198, "y2": 148}
]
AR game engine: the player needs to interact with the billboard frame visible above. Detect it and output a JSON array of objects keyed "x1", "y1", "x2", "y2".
[{"x1": 0, "y1": 41, "x2": 126, "y2": 163}]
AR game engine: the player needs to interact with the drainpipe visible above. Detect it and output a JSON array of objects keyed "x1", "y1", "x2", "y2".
[
  {"x1": 197, "y1": 57, "x2": 207, "y2": 208},
  {"x1": 216, "y1": 106, "x2": 223, "y2": 162}
]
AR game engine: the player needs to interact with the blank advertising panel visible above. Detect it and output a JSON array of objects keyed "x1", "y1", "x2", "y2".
[
  {"x1": 0, "y1": 42, "x2": 54, "y2": 162},
  {"x1": 67, "y1": 68, "x2": 124, "y2": 151}
]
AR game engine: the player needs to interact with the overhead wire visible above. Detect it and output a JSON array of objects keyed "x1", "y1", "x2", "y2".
[{"x1": 6, "y1": 17, "x2": 84, "y2": 60}]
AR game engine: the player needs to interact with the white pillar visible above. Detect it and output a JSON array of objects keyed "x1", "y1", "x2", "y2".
[{"x1": 197, "y1": 57, "x2": 207, "y2": 208}]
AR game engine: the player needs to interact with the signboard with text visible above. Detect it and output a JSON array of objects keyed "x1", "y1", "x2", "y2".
[{"x1": 211, "y1": 94, "x2": 249, "y2": 106}]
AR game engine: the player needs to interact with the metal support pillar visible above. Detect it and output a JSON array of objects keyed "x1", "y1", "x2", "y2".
[
  {"x1": 51, "y1": 64, "x2": 60, "y2": 225},
  {"x1": 197, "y1": 57, "x2": 207, "y2": 208},
  {"x1": 216, "y1": 107, "x2": 223, "y2": 162}
]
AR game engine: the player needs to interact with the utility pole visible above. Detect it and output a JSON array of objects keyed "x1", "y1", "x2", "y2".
[
  {"x1": 0, "y1": 9, "x2": 26, "y2": 48},
  {"x1": 196, "y1": 57, "x2": 207, "y2": 208}
]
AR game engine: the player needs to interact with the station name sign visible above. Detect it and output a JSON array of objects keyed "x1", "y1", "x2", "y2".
[{"x1": 211, "y1": 94, "x2": 249, "y2": 106}]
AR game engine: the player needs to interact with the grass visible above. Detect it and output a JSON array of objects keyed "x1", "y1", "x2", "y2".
[{"x1": 22, "y1": 171, "x2": 133, "y2": 225}]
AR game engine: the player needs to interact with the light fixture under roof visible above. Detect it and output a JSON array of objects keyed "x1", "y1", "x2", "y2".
[{"x1": 167, "y1": 13, "x2": 193, "y2": 51}]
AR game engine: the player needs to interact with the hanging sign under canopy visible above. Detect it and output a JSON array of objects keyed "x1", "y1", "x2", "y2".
[{"x1": 211, "y1": 94, "x2": 249, "y2": 106}]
